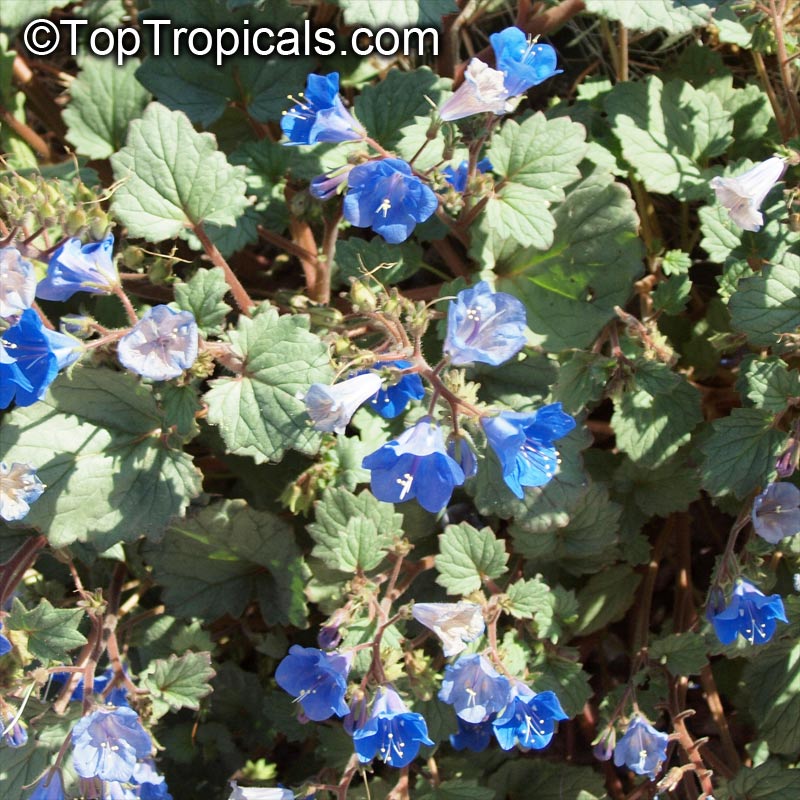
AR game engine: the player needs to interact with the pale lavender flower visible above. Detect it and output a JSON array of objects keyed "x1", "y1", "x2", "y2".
[
  {"x1": 709, "y1": 157, "x2": 786, "y2": 232},
  {"x1": 0, "y1": 246, "x2": 36, "y2": 319},
  {"x1": 439, "y1": 59, "x2": 521, "y2": 122},
  {"x1": 228, "y1": 783, "x2": 293, "y2": 800},
  {"x1": 752, "y1": 482, "x2": 800, "y2": 544},
  {"x1": 411, "y1": 602, "x2": 485, "y2": 656},
  {"x1": 304, "y1": 373, "x2": 382, "y2": 434},
  {"x1": 117, "y1": 305, "x2": 198, "y2": 381},
  {"x1": 0, "y1": 461, "x2": 45, "y2": 522}
]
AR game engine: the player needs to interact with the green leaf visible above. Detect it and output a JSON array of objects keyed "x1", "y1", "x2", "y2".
[
  {"x1": 140, "y1": 651, "x2": 216, "y2": 720},
  {"x1": 504, "y1": 577, "x2": 553, "y2": 623},
  {"x1": 338, "y1": 0, "x2": 457, "y2": 26},
  {"x1": 724, "y1": 761, "x2": 800, "y2": 800},
  {"x1": 143, "y1": 499, "x2": 309, "y2": 626},
  {"x1": 530, "y1": 654, "x2": 592, "y2": 718},
  {"x1": 63, "y1": 56, "x2": 150, "y2": 159},
  {"x1": 435, "y1": 522, "x2": 508, "y2": 595},
  {"x1": 488, "y1": 113, "x2": 587, "y2": 201},
  {"x1": 662, "y1": 249, "x2": 692, "y2": 276},
  {"x1": 354, "y1": 68, "x2": 448, "y2": 151},
  {"x1": 489, "y1": 759, "x2": 606, "y2": 800},
  {"x1": 335, "y1": 237, "x2": 425, "y2": 287},
  {"x1": 137, "y1": 55, "x2": 311, "y2": 128},
  {"x1": 110, "y1": 102, "x2": 249, "y2": 241},
  {"x1": 729, "y1": 257, "x2": 800, "y2": 346},
  {"x1": 158, "y1": 383, "x2": 202, "y2": 440},
  {"x1": 498, "y1": 172, "x2": 643, "y2": 350},
  {"x1": 135, "y1": 0, "x2": 305, "y2": 126},
  {"x1": 474, "y1": 351, "x2": 557, "y2": 412},
  {"x1": 552, "y1": 351, "x2": 615, "y2": 413},
  {"x1": 510, "y1": 482, "x2": 621, "y2": 575},
  {"x1": 6, "y1": 598, "x2": 87, "y2": 664},
  {"x1": 744, "y1": 640, "x2": 800, "y2": 755},
  {"x1": 204, "y1": 308, "x2": 333, "y2": 463},
  {"x1": 0, "y1": 368, "x2": 201, "y2": 549},
  {"x1": 737, "y1": 356, "x2": 800, "y2": 412},
  {"x1": 649, "y1": 632, "x2": 708, "y2": 675},
  {"x1": 173, "y1": 267, "x2": 232, "y2": 337},
  {"x1": 584, "y1": 0, "x2": 712, "y2": 34},
  {"x1": 570, "y1": 565, "x2": 642, "y2": 637},
  {"x1": 701, "y1": 408, "x2": 784, "y2": 498},
  {"x1": 417, "y1": 780, "x2": 494, "y2": 800},
  {"x1": 612, "y1": 453, "x2": 700, "y2": 517},
  {"x1": 308, "y1": 488, "x2": 403, "y2": 573},
  {"x1": 604, "y1": 76, "x2": 732, "y2": 198},
  {"x1": 612, "y1": 363, "x2": 703, "y2": 467},
  {"x1": 0, "y1": 0, "x2": 71, "y2": 35},
  {"x1": 652, "y1": 274, "x2": 692, "y2": 315},
  {"x1": 470, "y1": 182, "x2": 556, "y2": 265}
]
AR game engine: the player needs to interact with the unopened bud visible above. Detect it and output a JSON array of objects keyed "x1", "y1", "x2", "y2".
[{"x1": 350, "y1": 279, "x2": 377, "y2": 311}]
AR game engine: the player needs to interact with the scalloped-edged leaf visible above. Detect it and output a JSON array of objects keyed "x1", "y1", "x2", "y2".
[
  {"x1": 728, "y1": 257, "x2": 800, "y2": 346},
  {"x1": 435, "y1": 522, "x2": 508, "y2": 595},
  {"x1": 143, "y1": 499, "x2": 308, "y2": 626},
  {"x1": 63, "y1": 56, "x2": 150, "y2": 159},
  {"x1": 498, "y1": 172, "x2": 643, "y2": 350},
  {"x1": 0, "y1": 368, "x2": 201, "y2": 549},
  {"x1": 110, "y1": 102, "x2": 249, "y2": 241},
  {"x1": 308, "y1": 488, "x2": 403, "y2": 573},
  {"x1": 6, "y1": 598, "x2": 87, "y2": 664},
  {"x1": 701, "y1": 408, "x2": 784, "y2": 498},
  {"x1": 204, "y1": 308, "x2": 333, "y2": 463}
]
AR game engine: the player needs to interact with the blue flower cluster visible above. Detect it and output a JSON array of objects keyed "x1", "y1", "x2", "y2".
[
  {"x1": 282, "y1": 28, "x2": 559, "y2": 244},
  {"x1": 275, "y1": 644, "x2": 567, "y2": 770},
  {"x1": 440, "y1": 654, "x2": 567, "y2": 752},
  {"x1": 304, "y1": 280, "x2": 575, "y2": 512}
]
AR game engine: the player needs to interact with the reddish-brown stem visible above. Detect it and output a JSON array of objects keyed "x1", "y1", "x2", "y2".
[
  {"x1": 193, "y1": 223, "x2": 254, "y2": 316},
  {"x1": 769, "y1": 0, "x2": 800, "y2": 137},
  {"x1": 752, "y1": 50, "x2": 788, "y2": 139},
  {"x1": 0, "y1": 535, "x2": 47, "y2": 607},
  {"x1": 112, "y1": 284, "x2": 139, "y2": 325},
  {"x1": 0, "y1": 105, "x2": 51, "y2": 159}
]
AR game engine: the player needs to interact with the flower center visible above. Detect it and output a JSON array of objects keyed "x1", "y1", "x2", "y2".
[{"x1": 396, "y1": 472, "x2": 414, "y2": 499}]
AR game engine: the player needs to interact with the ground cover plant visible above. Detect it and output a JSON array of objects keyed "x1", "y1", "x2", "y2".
[{"x1": 0, "y1": 0, "x2": 799, "y2": 798}]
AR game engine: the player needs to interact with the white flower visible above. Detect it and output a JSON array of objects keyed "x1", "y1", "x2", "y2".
[
  {"x1": 0, "y1": 462, "x2": 45, "y2": 522},
  {"x1": 411, "y1": 601, "x2": 485, "y2": 656},
  {"x1": 439, "y1": 59, "x2": 520, "y2": 122},
  {"x1": 229, "y1": 782, "x2": 293, "y2": 800},
  {"x1": 709, "y1": 156, "x2": 786, "y2": 232},
  {"x1": 304, "y1": 373, "x2": 382, "y2": 434},
  {"x1": 0, "y1": 247, "x2": 36, "y2": 320}
]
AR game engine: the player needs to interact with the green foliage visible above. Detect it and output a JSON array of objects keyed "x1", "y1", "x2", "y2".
[
  {"x1": 744, "y1": 640, "x2": 800, "y2": 755},
  {"x1": 584, "y1": 0, "x2": 712, "y2": 34},
  {"x1": 144, "y1": 499, "x2": 309, "y2": 626},
  {"x1": 337, "y1": 0, "x2": 457, "y2": 26},
  {"x1": 701, "y1": 408, "x2": 784, "y2": 498},
  {"x1": 571, "y1": 565, "x2": 642, "y2": 637},
  {"x1": 605, "y1": 76, "x2": 732, "y2": 198},
  {"x1": 204, "y1": 308, "x2": 333, "y2": 463},
  {"x1": 110, "y1": 102, "x2": 250, "y2": 240},
  {"x1": 6, "y1": 598, "x2": 87, "y2": 664},
  {"x1": 728, "y1": 256, "x2": 800, "y2": 346},
  {"x1": 173, "y1": 267, "x2": 232, "y2": 336},
  {"x1": 489, "y1": 760, "x2": 607, "y2": 800},
  {"x1": 63, "y1": 57, "x2": 151, "y2": 159},
  {"x1": 612, "y1": 362, "x2": 703, "y2": 467},
  {"x1": 308, "y1": 487, "x2": 402, "y2": 573},
  {"x1": 435, "y1": 522, "x2": 509, "y2": 595},
  {"x1": 0, "y1": 369, "x2": 201, "y2": 549},
  {"x1": 723, "y1": 761, "x2": 800, "y2": 800},
  {"x1": 737, "y1": 356, "x2": 800, "y2": 412},
  {"x1": 650, "y1": 632, "x2": 708, "y2": 675},
  {"x1": 141, "y1": 651, "x2": 216, "y2": 720},
  {"x1": 498, "y1": 172, "x2": 643, "y2": 350}
]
